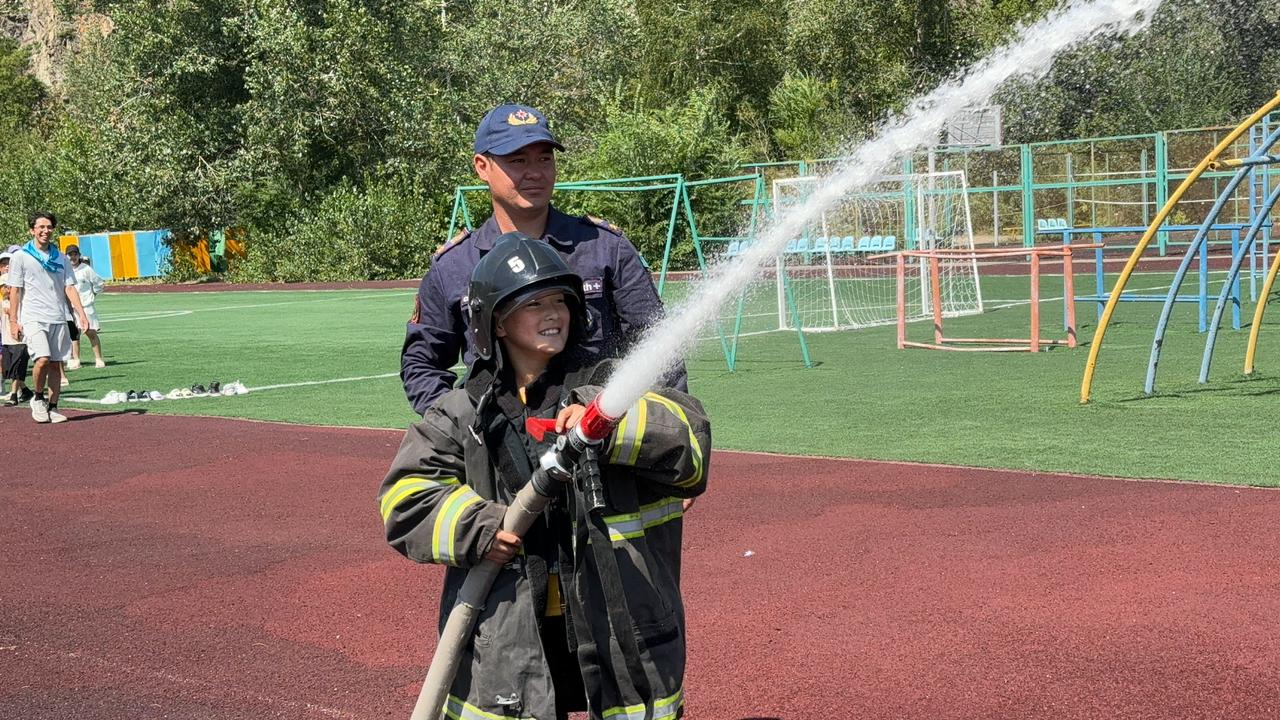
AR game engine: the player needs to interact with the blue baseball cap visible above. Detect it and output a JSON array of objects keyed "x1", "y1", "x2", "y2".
[{"x1": 474, "y1": 103, "x2": 564, "y2": 155}]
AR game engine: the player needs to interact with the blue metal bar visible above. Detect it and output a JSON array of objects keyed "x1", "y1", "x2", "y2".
[
  {"x1": 1144, "y1": 123, "x2": 1280, "y2": 395},
  {"x1": 1199, "y1": 180, "x2": 1280, "y2": 383}
]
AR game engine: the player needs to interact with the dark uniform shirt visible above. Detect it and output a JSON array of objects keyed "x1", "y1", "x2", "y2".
[{"x1": 401, "y1": 206, "x2": 687, "y2": 415}]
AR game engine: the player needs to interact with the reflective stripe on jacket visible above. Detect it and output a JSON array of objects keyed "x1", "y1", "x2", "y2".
[{"x1": 378, "y1": 362, "x2": 710, "y2": 719}]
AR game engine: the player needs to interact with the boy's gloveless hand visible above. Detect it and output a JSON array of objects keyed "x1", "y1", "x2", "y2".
[
  {"x1": 555, "y1": 403, "x2": 586, "y2": 433},
  {"x1": 484, "y1": 530, "x2": 522, "y2": 564}
]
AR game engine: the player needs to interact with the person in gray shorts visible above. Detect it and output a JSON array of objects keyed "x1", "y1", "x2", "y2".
[{"x1": 5, "y1": 212, "x2": 90, "y2": 424}]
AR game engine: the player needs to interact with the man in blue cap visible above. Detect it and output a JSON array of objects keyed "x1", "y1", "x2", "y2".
[{"x1": 400, "y1": 103, "x2": 687, "y2": 415}]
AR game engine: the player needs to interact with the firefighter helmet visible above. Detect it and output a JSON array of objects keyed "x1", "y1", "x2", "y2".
[{"x1": 467, "y1": 232, "x2": 585, "y2": 361}]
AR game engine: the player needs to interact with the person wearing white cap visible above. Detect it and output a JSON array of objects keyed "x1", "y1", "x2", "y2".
[{"x1": 64, "y1": 245, "x2": 106, "y2": 369}]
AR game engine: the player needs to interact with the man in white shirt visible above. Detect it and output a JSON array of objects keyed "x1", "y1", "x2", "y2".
[{"x1": 6, "y1": 212, "x2": 90, "y2": 423}]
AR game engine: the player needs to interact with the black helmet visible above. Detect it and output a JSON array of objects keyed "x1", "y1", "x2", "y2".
[{"x1": 467, "y1": 232, "x2": 585, "y2": 361}]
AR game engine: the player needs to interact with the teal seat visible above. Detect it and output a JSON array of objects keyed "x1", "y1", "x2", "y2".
[
  {"x1": 870, "y1": 235, "x2": 884, "y2": 251},
  {"x1": 1037, "y1": 219, "x2": 1049, "y2": 232},
  {"x1": 1055, "y1": 218, "x2": 1070, "y2": 230},
  {"x1": 856, "y1": 236, "x2": 873, "y2": 252},
  {"x1": 813, "y1": 237, "x2": 829, "y2": 253},
  {"x1": 840, "y1": 236, "x2": 856, "y2": 252},
  {"x1": 785, "y1": 239, "x2": 797, "y2": 253},
  {"x1": 794, "y1": 238, "x2": 810, "y2": 254},
  {"x1": 882, "y1": 235, "x2": 896, "y2": 251},
  {"x1": 726, "y1": 241, "x2": 740, "y2": 256}
]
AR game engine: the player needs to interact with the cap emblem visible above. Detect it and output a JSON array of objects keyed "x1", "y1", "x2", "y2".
[
  {"x1": 507, "y1": 257, "x2": 526, "y2": 273},
  {"x1": 507, "y1": 110, "x2": 539, "y2": 126}
]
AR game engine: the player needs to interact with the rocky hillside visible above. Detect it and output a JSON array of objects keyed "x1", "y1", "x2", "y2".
[{"x1": 1, "y1": 0, "x2": 111, "y2": 91}]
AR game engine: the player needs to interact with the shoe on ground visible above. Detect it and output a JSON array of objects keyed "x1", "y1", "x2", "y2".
[
  {"x1": 3, "y1": 392, "x2": 16, "y2": 407},
  {"x1": 94, "y1": 358, "x2": 106, "y2": 369},
  {"x1": 165, "y1": 388, "x2": 183, "y2": 400},
  {"x1": 126, "y1": 390, "x2": 138, "y2": 402},
  {"x1": 148, "y1": 390, "x2": 164, "y2": 401},
  {"x1": 30, "y1": 394, "x2": 50, "y2": 423},
  {"x1": 230, "y1": 381, "x2": 248, "y2": 395},
  {"x1": 209, "y1": 380, "x2": 221, "y2": 394},
  {"x1": 18, "y1": 387, "x2": 34, "y2": 403},
  {"x1": 101, "y1": 390, "x2": 121, "y2": 404},
  {"x1": 47, "y1": 404, "x2": 67, "y2": 423},
  {"x1": 192, "y1": 384, "x2": 207, "y2": 397}
]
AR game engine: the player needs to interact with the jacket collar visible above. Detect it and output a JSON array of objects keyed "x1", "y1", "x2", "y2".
[{"x1": 472, "y1": 206, "x2": 576, "y2": 252}]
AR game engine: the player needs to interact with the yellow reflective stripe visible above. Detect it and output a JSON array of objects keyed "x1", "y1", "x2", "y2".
[
  {"x1": 444, "y1": 694, "x2": 535, "y2": 720},
  {"x1": 432, "y1": 486, "x2": 483, "y2": 564},
  {"x1": 602, "y1": 498, "x2": 684, "y2": 542},
  {"x1": 608, "y1": 396, "x2": 648, "y2": 466},
  {"x1": 642, "y1": 392, "x2": 704, "y2": 488},
  {"x1": 380, "y1": 475, "x2": 460, "y2": 522},
  {"x1": 601, "y1": 687, "x2": 683, "y2": 720}
]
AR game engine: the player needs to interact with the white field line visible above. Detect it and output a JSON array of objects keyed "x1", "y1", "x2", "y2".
[{"x1": 102, "y1": 291, "x2": 413, "y2": 323}]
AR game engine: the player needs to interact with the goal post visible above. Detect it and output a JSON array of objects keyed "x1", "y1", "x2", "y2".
[{"x1": 767, "y1": 170, "x2": 984, "y2": 332}]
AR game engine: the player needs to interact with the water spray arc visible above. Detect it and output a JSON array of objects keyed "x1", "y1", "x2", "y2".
[
  {"x1": 596, "y1": 0, "x2": 1164, "y2": 418},
  {"x1": 410, "y1": 1, "x2": 1166, "y2": 715}
]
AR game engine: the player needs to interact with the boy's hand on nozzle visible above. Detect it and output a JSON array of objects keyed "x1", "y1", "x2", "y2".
[
  {"x1": 484, "y1": 530, "x2": 522, "y2": 564},
  {"x1": 555, "y1": 403, "x2": 587, "y2": 434}
]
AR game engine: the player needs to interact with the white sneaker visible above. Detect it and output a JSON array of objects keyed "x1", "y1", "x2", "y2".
[
  {"x1": 94, "y1": 358, "x2": 106, "y2": 368},
  {"x1": 232, "y1": 381, "x2": 248, "y2": 395},
  {"x1": 30, "y1": 395, "x2": 50, "y2": 423},
  {"x1": 67, "y1": 359, "x2": 81, "y2": 370},
  {"x1": 101, "y1": 391, "x2": 121, "y2": 404},
  {"x1": 47, "y1": 404, "x2": 67, "y2": 423},
  {"x1": 148, "y1": 390, "x2": 164, "y2": 401}
]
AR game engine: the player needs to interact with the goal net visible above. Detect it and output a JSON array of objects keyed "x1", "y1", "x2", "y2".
[{"x1": 759, "y1": 170, "x2": 984, "y2": 332}]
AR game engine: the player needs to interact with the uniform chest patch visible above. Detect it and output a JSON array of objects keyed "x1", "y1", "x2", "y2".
[{"x1": 582, "y1": 277, "x2": 604, "y2": 297}]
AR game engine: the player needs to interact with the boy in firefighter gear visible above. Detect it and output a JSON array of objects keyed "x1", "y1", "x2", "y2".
[{"x1": 380, "y1": 232, "x2": 710, "y2": 719}]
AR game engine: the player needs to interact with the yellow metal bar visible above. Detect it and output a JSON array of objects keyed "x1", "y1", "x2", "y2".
[
  {"x1": 1244, "y1": 248, "x2": 1280, "y2": 374},
  {"x1": 1209, "y1": 157, "x2": 1245, "y2": 171},
  {"x1": 1079, "y1": 90, "x2": 1280, "y2": 404}
]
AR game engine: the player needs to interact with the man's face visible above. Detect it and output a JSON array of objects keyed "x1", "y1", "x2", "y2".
[
  {"x1": 475, "y1": 142, "x2": 557, "y2": 215},
  {"x1": 30, "y1": 218, "x2": 54, "y2": 248}
]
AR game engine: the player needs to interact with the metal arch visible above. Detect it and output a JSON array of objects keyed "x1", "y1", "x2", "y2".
[
  {"x1": 1144, "y1": 123, "x2": 1280, "y2": 396},
  {"x1": 1199, "y1": 180, "x2": 1280, "y2": 383},
  {"x1": 1244, "y1": 247, "x2": 1280, "y2": 375},
  {"x1": 1079, "y1": 91, "x2": 1280, "y2": 404}
]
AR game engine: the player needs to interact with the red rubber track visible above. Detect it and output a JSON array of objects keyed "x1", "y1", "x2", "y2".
[{"x1": 3, "y1": 411, "x2": 1279, "y2": 719}]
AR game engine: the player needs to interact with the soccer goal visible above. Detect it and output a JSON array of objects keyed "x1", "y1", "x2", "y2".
[{"x1": 765, "y1": 170, "x2": 984, "y2": 332}]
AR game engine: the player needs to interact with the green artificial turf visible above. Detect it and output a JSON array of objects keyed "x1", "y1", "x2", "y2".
[{"x1": 49, "y1": 276, "x2": 1280, "y2": 486}]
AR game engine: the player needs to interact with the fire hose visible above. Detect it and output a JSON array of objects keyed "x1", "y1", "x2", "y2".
[{"x1": 408, "y1": 397, "x2": 620, "y2": 720}]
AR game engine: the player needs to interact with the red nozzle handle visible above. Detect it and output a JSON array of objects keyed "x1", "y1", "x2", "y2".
[
  {"x1": 525, "y1": 417, "x2": 559, "y2": 442},
  {"x1": 524, "y1": 397, "x2": 620, "y2": 444}
]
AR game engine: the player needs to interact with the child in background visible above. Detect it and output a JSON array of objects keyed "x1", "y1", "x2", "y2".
[
  {"x1": 1, "y1": 249, "x2": 33, "y2": 406},
  {"x1": 379, "y1": 233, "x2": 709, "y2": 720},
  {"x1": 65, "y1": 245, "x2": 106, "y2": 369}
]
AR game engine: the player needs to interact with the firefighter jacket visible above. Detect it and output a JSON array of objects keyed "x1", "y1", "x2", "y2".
[
  {"x1": 399, "y1": 207, "x2": 688, "y2": 416},
  {"x1": 379, "y1": 359, "x2": 710, "y2": 720}
]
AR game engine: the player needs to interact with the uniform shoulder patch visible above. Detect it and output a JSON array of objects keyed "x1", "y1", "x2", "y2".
[
  {"x1": 584, "y1": 215, "x2": 624, "y2": 236},
  {"x1": 433, "y1": 229, "x2": 471, "y2": 259}
]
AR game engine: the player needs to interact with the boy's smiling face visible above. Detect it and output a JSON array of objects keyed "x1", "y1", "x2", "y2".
[{"x1": 496, "y1": 289, "x2": 572, "y2": 366}]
